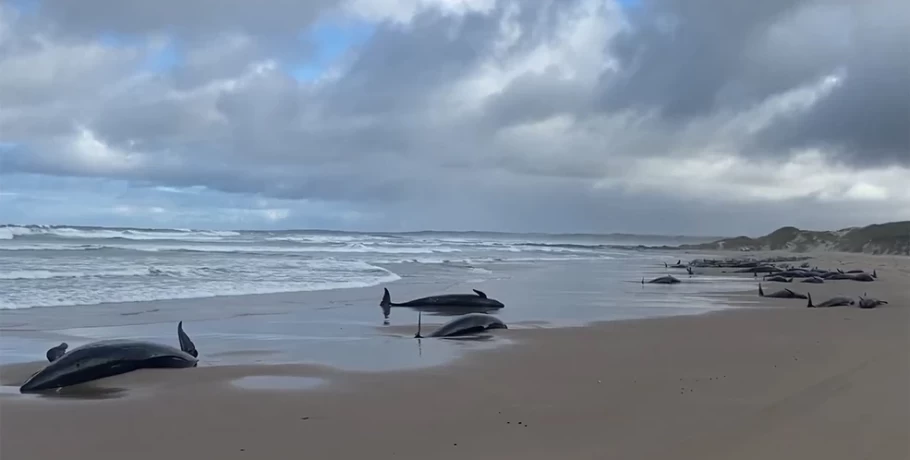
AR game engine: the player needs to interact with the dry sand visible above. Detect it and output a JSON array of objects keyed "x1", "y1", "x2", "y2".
[{"x1": 1, "y1": 251, "x2": 907, "y2": 460}]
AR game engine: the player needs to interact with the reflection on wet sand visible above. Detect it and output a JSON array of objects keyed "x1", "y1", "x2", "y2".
[
  {"x1": 382, "y1": 304, "x2": 503, "y2": 325},
  {"x1": 0, "y1": 383, "x2": 128, "y2": 401}
]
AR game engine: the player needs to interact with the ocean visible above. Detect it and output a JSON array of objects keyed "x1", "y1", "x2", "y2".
[
  {"x1": 0, "y1": 225, "x2": 715, "y2": 310},
  {"x1": 0, "y1": 225, "x2": 756, "y2": 372}
]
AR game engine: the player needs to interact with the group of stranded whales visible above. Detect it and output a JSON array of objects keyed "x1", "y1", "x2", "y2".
[
  {"x1": 20, "y1": 254, "x2": 890, "y2": 394},
  {"x1": 20, "y1": 289, "x2": 510, "y2": 394},
  {"x1": 646, "y1": 256, "x2": 891, "y2": 311}
]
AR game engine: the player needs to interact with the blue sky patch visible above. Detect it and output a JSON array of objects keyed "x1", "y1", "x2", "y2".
[{"x1": 292, "y1": 17, "x2": 376, "y2": 82}]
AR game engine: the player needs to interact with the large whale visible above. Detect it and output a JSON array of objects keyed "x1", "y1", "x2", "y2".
[
  {"x1": 806, "y1": 293, "x2": 854, "y2": 308},
  {"x1": 20, "y1": 322, "x2": 199, "y2": 393},
  {"x1": 414, "y1": 312, "x2": 508, "y2": 338},
  {"x1": 758, "y1": 283, "x2": 808, "y2": 299},
  {"x1": 380, "y1": 287, "x2": 504, "y2": 319},
  {"x1": 642, "y1": 275, "x2": 681, "y2": 284}
]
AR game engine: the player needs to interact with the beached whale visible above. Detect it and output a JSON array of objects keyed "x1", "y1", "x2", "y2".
[
  {"x1": 801, "y1": 276, "x2": 825, "y2": 284},
  {"x1": 414, "y1": 312, "x2": 507, "y2": 338},
  {"x1": 758, "y1": 283, "x2": 807, "y2": 299},
  {"x1": 380, "y1": 287, "x2": 504, "y2": 319},
  {"x1": 642, "y1": 275, "x2": 681, "y2": 284},
  {"x1": 665, "y1": 260, "x2": 687, "y2": 269},
  {"x1": 19, "y1": 322, "x2": 199, "y2": 393},
  {"x1": 858, "y1": 293, "x2": 888, "y2": 309},
  {"x1": 806, "y1": 293, "x2": 854, "y2": 308},
  {"x1": 736, "y1": 265, "x2": 783, "y2": 274},
  {"x1": 762, "y1": 275, "x2": 792, "y2": 283}
]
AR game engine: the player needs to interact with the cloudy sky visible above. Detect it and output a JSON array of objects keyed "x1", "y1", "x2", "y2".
[{"x1": 1, "y1": 0, "x2": 907, "y2": 236}]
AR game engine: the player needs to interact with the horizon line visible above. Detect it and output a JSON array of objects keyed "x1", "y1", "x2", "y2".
[{"x1": 0, "y1": 222, "x2": 728, "y2": 240}]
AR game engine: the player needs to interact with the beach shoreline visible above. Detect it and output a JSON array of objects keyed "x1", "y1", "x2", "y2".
[{"x1": 1, "y1": 250, "x2": 907, "y2": 459}]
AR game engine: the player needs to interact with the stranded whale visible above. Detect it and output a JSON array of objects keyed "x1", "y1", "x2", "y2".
[
  {"x1": 20, "y1": 322, "x2": 199, "y2": 393},
  {"x1": 642, "y1": 275, "x2": 681, "y2": 284},
  {"x1": 414, "y1": 312, "x2": 508, "y2": 338},
  {"x1": 758, "y1": 283, "x2": 808, "y2": 299},
  {"x1": 380, "y1": 287, "x2": 504, "y2": 319},
  {"x1": 806, "y1": 293, "x2": 854, "y2": 308}
]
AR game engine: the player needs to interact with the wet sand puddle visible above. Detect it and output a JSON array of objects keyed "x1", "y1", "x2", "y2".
[{"x1": 230, "y1": 375, "x2": 327, "y2": 391}]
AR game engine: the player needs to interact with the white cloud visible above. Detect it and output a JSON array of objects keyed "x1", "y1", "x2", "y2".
[{"x1": 0, "y1": 0, "x2": 908, "y2": 233}]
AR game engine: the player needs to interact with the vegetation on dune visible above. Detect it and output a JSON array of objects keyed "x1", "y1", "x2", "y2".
[{"x1": 683, "y1": 221, "x2": 910, "y2": 256}]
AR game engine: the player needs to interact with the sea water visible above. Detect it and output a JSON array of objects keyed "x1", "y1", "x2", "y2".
[{"x1": 0, "y1": 225, "x2": 752, "y2": 371}]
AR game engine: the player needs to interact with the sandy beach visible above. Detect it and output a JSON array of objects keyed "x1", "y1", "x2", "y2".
[{"x1": 1, "y1": 251, "x2": 907, "y2": 460}]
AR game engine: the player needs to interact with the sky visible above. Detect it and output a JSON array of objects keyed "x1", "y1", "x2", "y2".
[{"x1": 0, "y1": 0, "x2": 908, "y2": 236}]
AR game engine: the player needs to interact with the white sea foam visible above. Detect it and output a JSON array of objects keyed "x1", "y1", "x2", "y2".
[
  {"x1": 0, "y1": 225, "x2": 240, "y2": 241},
  {"x1": 0, "y1": 225, "x2": 643, "y2": 310},
  {"x1": 0, "y1": 258, "x2": 401, "y2": 310}
]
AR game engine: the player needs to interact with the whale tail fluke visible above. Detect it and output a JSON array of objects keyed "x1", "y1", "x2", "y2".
[
  {"x1": 178, "y1": 321, "x2": 198, "y2": 358},
  {"x1": 381, "y1": 288, "x2": 393, "y2": 319},
  {"x1": 873, "y1": 269, "x2": 877, "y2": 278},
  {"x1": 415, "y1": 311, "x2": 423, "y2": 339}
]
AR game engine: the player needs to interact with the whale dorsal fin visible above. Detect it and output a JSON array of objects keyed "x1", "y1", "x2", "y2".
[
  {"x1": 46, "y1": 342, "x2": 68, "y2": 362},
  {"x1": 415, "y1": 311, "x2": 423, "y2": 339},
  {"x1": 472, "y1": 289, "x2": 487, "y2": 298},
  {"x1": 178, "y1": 321, "x2": 198, "y2": 358},
  {"x1": 759, "y1": 283, "x2": 764, "y2": 296}
]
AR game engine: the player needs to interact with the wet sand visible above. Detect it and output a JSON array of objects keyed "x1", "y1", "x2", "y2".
[{"x1": 1, "y1": 251, "x2": 907, "y2": 460}]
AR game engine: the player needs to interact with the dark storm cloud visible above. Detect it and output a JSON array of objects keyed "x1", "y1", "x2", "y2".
[
  {"x1": 598, "y1": 0, "x2": 910, "y2": 166},
  {"x1": 753, "y1": 0, "x2": 910, "y2": 167},
  {"x1": 599, "y1": 0, "x2": 807, "y2": 119},
  {"x1": 320, "y1": 7, "x2": 502, "y2": 117}
]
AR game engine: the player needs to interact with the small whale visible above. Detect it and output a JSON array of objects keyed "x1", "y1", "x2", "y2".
[
  {"x1": 762, "y1": 275, "x2": 792, "y2": 283},
  {"x1": 758, "y1": 283, "x2": 808, "y2": 299},
  {"x1": 849, "y1": 273, "x2": 875, "y2": 282},
  {"x1": 806, "y1": 292, "x2": 854, "y2": 308},
  {"x1": 414, "y1": 312, "x2": 508, "y2": 338},
  {"x1": 380, "y1": 287, "x2": 504, "y2": 320},
  {"x1": 858, "y1": 293, "x2": 888, "y2": 309},
  {"x1": 666, "y1": 259, "x2": 687, "y2": 269},
  {"x1": 736, "y1": 266, "x2": 783, "y2": 274},
  {"x1": 642, "y1": 275, "x2": 681, "y2": 284},
  {"x1": 801, "y1": 276, "x2": 825, "y2": 284},
  {"x1": 20, "y1": 322, "x2": 199, "y2": 393}
]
